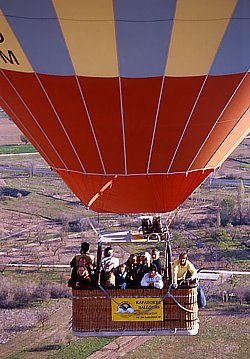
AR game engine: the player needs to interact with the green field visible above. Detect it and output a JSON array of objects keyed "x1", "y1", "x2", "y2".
[{"x1": 0, "y1": 144, "x2": 37, "y2": 154}]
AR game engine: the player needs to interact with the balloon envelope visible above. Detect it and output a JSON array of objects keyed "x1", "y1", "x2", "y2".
[{"x1": 0, "y1": 0, "x2": 249, "y2": 213}]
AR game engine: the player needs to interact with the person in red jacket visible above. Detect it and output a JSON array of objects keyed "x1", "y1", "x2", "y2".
[{"x1": 68, "y1": 265, "x2": 92, "y2": 290}]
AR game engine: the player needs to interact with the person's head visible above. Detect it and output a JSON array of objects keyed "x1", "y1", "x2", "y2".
[
  {"x1": 104, "y1": 246, "x2": 113, "y2": 258},
  {"x1": 78, "y1": 256, "x2": 87, "y2": 267},
  {"x1": 128, "y1": 254, "x2": 137, "y2": 264},
  {"x1": 152, "y1": 249, "x2": 160, "y2": 260},
  {"x1": 119, "y1": 263, "x2": 127, "y2": 274},
  {"x1": 179, "y1": 252, "x2": 188, "y2": 266},
  {"x1": 141, "y1": 255, "x2": 148, "y2": 265},
  {"x1": 136, "y1": 255, "x2": 142, "y2": 265},
  {"x1": 77, "y1": 266, "x2": 89, "y2": 278},
  {"x1": 148, "y1": 264, "x2": 157, "y2": 278},
  {"x1": 80, "y1": 242, "x2": 89, "y2": 254}
]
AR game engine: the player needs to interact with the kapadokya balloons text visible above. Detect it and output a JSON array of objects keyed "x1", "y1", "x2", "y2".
[{"x1": 0, "y1": 1, "x2": 249, "y2": 213}]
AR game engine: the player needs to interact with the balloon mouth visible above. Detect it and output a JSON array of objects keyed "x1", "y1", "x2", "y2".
[{"x1": 58, "y1": 169, "x2": 213, "y2": 213}]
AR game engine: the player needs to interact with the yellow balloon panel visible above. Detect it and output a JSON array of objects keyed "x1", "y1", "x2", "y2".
[
  {"x1": 0, "y1": 10, "x2": 33, "y2": 72},
  {"x1": 53, "y1": 0, "x2": 118, "y2": 77},
  {"x1": 165, "y1": 0, "x2": 237, "y2": 76}
]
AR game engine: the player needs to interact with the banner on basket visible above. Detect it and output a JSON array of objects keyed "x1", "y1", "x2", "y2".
[{"x1": 111, "y1": 297, "x2": 163, "y2": 321}]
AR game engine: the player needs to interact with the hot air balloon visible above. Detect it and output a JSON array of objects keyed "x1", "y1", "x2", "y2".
[
  {"x1": 0, "y1": 0, "x2": 249, "y2": 336},
  {"x1": 1, "y1": 0, "x2": 249, "y2": 214}
]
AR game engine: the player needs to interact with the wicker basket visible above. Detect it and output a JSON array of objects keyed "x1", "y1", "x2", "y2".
[{"x1": 72, "y1": 285, "x2": 199, "y2": 336}]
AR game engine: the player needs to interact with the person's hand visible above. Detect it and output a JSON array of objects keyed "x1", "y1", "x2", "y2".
[
  {"x1": 76, "y1": 282, "x2": 80, "y2": 287},
  {"x1": 121, "y1": 283, "x2": 127, "y2": 290},
  {"x1": 172, "y1": 283, "x2": 178, "y2": 289}
]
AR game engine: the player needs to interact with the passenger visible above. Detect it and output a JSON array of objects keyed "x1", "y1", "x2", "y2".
[
  {"x1": 141, "y1": 264, "x2": 163, "y2": 289},
  {"x1": 134, "y1": 255, "x2": 149, "y2": 286},
  {"x1": 125, "y1": 254, "x2": 138, "y2": 287},
  {"x1": 100, "y1": 260, "x2": 116, "y2": 287},
  {"x1": 115, "y1": 263, "x2": 128, "y2": 289},
  {"x1": 173, "y1": 252, "x2": 206, "y2": 308},
  {"x1": 68, "y1": 265, "x2": 92, "y2": 290},
  {"x1": 125, "y1": 254, "x2": 137, "y2": 272},
  {"x1": 144, "y1": 251, "x2": 151, "y2": 267},
  {"x1": 136, "y1": 254, "x2": 143, "y2": 267},
  {"x1": 69, "y1": 256, "x2": 94, "y2": 285},
  {"x1": 79, "y1": 256, "x2": 96, "y2": 284},
  {"x1": 70, "y1": 241, "x2": 96, "y2": 271},
  {"x1": 70, "y1": 256, "x2": 89, "y2": 276},
  {"x1": 101, "y1": 246, "x2": 119, "y2": 270},
  {"x1": 151, "y1": 249, "x2": 162, "y2": 275},
  {"x1": 173, "y1": 252, "x2": 197, "y2": 288}
]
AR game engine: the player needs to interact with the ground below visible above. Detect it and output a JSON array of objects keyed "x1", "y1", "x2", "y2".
[{"x1": 1, "y1": 300, "x2": 249, "y2": 359}]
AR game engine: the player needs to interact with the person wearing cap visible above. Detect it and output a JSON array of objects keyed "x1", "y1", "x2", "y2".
[
  {"x1": 100, "y1": 260, "x2": 116, "y2": 287},
  {"x1": 101, "y1": 246, "x2": 119, "y2": 270},
  {"x1": 140, "y1": 264, "x2": 163, "y2": 289}
]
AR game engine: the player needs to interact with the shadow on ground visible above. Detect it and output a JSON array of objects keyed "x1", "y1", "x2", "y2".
[{"x1": 25, "y1": 344, "x2": 61, "y2": 352}]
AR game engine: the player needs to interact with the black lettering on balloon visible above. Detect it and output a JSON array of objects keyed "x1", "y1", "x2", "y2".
[
  {"x1": 0, "y1": 50, "x2": 19, "y2": 65},
  {"x1": 0, "y1": 33, "x2": 4, "y2": 43}
]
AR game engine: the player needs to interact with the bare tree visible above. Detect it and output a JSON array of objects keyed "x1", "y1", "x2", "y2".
[
  {"x1": 20, "y1": 133, "x2": 28, "y2": 144},
  {"x1": 237, "y1": 179, "x2": 245, "y2": 224},
  {"x1": 50, "y1": 243, "x2": 61, "y2": 258},
  {"x1": 28, "y1": 162, "x2": 35, "y2": 177},
  {"x1": 0, "y1": 256, "x2": 8, "y2": 274},
  {"x1": 22, "y1": 247, "x2": 32, "y2": 262},
  {"x1": 37, "y1": 311, "x2": 49, "y2": 327},
  {"x1": 36, "y1": 226, "x2": 46, "y2": 246}
]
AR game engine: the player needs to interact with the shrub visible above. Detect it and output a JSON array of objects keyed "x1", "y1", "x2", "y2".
[
  {"x1": 0, "y1": 277, "x2": 69, "y2": 309},
  {"x1": 20, "y1": 134, "x2": 29, "y2": 144},
  {"x1": 49, "y1": 284, "x2": 71, "y2": 299},
  {"x1": 233, "y1": 286, "x2": 250, "y2": 304}
]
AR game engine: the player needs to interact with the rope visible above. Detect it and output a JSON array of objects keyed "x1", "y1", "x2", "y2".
[
  {"x1": 98, "y1": 285, "x2": 121, "y2": 307},
  {"x1": 166, "y1": 284, "x2": 198, "y2": 313},
  {"x1": 168, "y1": 293, "x2": 197, "y2": 313},
  {"x1": 98, "y1": 285, "x2": 163, "y2": 316},
  {"x1": 97, "y1": 283, "x2": 198, "y2": 316}
]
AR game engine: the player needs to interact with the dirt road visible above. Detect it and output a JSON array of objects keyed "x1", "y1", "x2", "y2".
[{"x1": 86, "y1": 336, "x2": 152, "y2": 359}]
